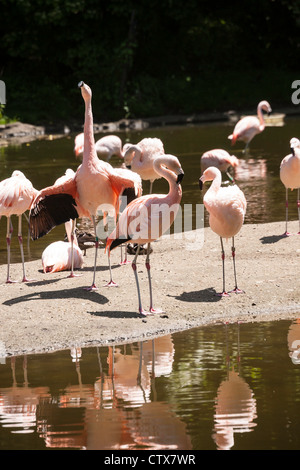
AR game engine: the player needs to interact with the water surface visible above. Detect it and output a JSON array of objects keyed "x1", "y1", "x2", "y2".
[{"x1": 1, "y1": 319, "x2": 300, "y2": 450}]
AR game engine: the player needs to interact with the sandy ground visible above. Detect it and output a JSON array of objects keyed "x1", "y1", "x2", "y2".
[{"x1": 0, "y1": 220, "x2": 299, "y2": 358}]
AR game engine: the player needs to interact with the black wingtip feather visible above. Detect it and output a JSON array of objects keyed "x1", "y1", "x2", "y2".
[
  {"x1": 110, "y1": 236, "x2": 132, "y2": 251},
  {"x1": 29, "y1": 194, "x2": 79, "y2": 240}
]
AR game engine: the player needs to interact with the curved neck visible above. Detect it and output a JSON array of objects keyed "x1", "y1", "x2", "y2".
[
  {"x1": 153, "y1": 161, "x2": 181, "y2": 198},
  {"x1": 208, "y1": 171, "x2": 222, "y2": 194},
  {"x1": 83, "y1": 97, "x2": 97, "y2": 163},
  {"x1": 257, "y1": 103, "x2": 265, "y2": 126}
]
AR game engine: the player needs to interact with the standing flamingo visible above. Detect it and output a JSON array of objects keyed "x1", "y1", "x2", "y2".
[
  {"x1": 201, "y1": 149, "x2": 239, "y2": 183},
  {"x1": 0, "y1": 170, "x2": 38, "y2": 283},
  {"x1": 123, "y1": 137, "x2": 165, "y2": 194},
  {"x1": 41, "y1": 219, "x2": 84, "y2": 273},
  {"x1": 106, "y1": 154, "x2": 184, "y2": 315},
  {"x1": 280, "y1": 137, "x2": 300, "y2": 236},
  {"x1": 74, "y1": 132, "x2": 130, "y2": 161},
  {"x1": 30, "y1": 81, "x2": 138, "y2": 290},
  {"x1": 228, "y1": 100, "x2": 272, "y2": 151},
  {"x1": 199, "y1": 167, "x2": 247, "y2": 296}
]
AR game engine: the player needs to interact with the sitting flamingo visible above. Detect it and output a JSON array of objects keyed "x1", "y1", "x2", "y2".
[
  {"x1": 199, "y1": 167, "x2": 247, "y2": 296},
  {"x1": 228, "y1": 100, "x2": 272, "y2": 151}
]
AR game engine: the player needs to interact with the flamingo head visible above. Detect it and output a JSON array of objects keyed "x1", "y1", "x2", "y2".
[
  {"x1": 78, "y1": 81, "x2": 92, "y2": 100},
  {"x1": 290, "y1": 137, "x2": 300, "y2": 156},
  {"x1": 199, "y1": 166, "x2": 220, "y2": 190},
  {"x1": 259, "y1": 100, "x2": 272, "y2": 116}
]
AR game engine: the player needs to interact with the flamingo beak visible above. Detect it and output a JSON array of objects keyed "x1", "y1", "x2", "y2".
[
  {"x1": 267, "y1": 108, "x2": 272, "y2": 116},
  {"x1": 78, "y1": 81, "x2": 84, "y2": 88},
  {"x1": 176, "y1": 171, "x2": 184, "y2": 184},
  {"x1": 199, "y1": 178, "x2": 203, "y2": 190}
]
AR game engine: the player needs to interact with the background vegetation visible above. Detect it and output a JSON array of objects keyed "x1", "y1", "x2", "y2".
[{"x1": 1, "y1": 0, "x2": 299, "y2": 124}]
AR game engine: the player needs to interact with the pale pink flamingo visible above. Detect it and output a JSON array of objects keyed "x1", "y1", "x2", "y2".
[
  {"x1": 228, "y1": 100, "x2": 272, "y2": 151},
  {"x1": 41, "y1": 219, "x2": 84, "y2": 273},
  {"x1": 124, "y1": 137, "x2": 165, "y2": 194},
  {"x1": 30, "y1": 81, "x2": 138, "y2": 290},
  {"x1": 280, "y1": 137, "x2": 300, "y2": 236},
  {"x1": 106, "y1": 154, "x2": 184, "y2": 315},
  {"x1": 199, "y1": 167, "x2": 247, "y2": 296},
  {"x1": 201, "y1": 149, "x2": 239, "y2": 182},
  {"x1": 74, "y1": 132, "x2": 131, "y2": 161},
  {"x1": 0, "y1": 170, "x2": 38, "y2": 283}
]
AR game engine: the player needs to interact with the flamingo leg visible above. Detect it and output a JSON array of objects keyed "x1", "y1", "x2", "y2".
[
  {"x1": 85, "y1": 216, "x2": 99, "y2": 291},
  {"x1": 229, "y1": 237, "x2": 244, "y2": 294},
  {"x1": 145, "y1": 243, "x2": 163, "y2": 314},
  {"x1": 132, "y1": 244, "x2": 148, "y2": 315},
  {"x1": 5, "y1": 217, "x2": 17, "y2": 284},
  {"x1": 104, "y1": 251, "x2": 118, "y2": 287},
  {"x1": 284, "y1": 188, "x2": 291, "y2": 236},
  {"x1": 17, "y1": 215, "x2": 34, "y2": 282},
  {"x1": 68, "y1": 219, "x2": 82, "y2": 278},
  {"x1": 217, "y1": 237, "x2": 230, "y2": 297}
]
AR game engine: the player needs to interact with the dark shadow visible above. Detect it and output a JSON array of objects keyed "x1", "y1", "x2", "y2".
[
  {"x1": 89, "y1": 310, "x2": 142, "y2": 319},
  {"x1": 3, "y1": 286, "x2": 109, "y2": 307},
  {"x1": 168, "y1": 287, "x2": 223, "y2": 303},
  {"x1": 260, "y1": 233, "x2": 288, "y2": 244}
]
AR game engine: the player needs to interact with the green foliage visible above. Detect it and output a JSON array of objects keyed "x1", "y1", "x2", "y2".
[{"x1": 0, "y1": 0, "x2": 299, "y2": 124}]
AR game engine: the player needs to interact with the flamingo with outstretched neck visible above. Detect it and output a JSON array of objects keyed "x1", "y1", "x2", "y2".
[
  {"x1": 0, "y1": 170, "x2": 38, "y2": 283},
  {"x1": 280, "y1": 137, "x2": 300, "y2": 236},
  {"x1": 199, "y1": 167, "x2": 247, "y2": 296},
  {"x1": 228, "y1": 101, "x2": 272, "y2": 151},
  {"x1": 30, "y1": 82, "x2": 139, "y2": 290},
  {"x1": 106, "y1": 154, "x2": 184, "y2": 315}
]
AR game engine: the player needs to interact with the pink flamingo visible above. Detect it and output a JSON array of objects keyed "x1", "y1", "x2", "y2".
[
  {"x1": 30, "y1": 82, "x2": 138, "y2": 290},
  {"x1": 41, "y1": 219, "x2": 84, "y2": 273},
  {"x1": 199, "y1": 167, "x2": 247, "y2": 296},
  {"x1": 280, "y1": 137, "x2": 300, "y2": 236},
  {"x1": 124, "y1": 137, "x2": 165, "y2": 193},
  {"x1": 228, "y1": 100, "x2": 272, "y2": 151},
  {"x1": 74, "y1": 132, "x2": 131, "y2": 161},
  {"x1": 201, "y1": 149, "x2": 239, "y2": 182},
  {"x1": 106, "y1": 154, "x2": 184, "y2": 315},
  {"x1": 0, "y1": 170, "x2": 38, "y2": 283}
]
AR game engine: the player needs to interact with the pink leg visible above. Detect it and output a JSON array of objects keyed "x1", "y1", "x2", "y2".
[
  {"x1": 67, "y1": 220, "x2": 82, "y2": 278},
  {"x1": 297, "y1": 189, "x2": 300, "y2": 234},
  {"x1": 104, "y1": 252, "x2": 118, "y2": 287},
  {"x1": 18, "y1": 216, "x2": 35, "y2": 282},
  {"x1": 229, "y1": 237, "x2": 244, "y2": 294},
  {"x1": 216, "y1": 238, "x2": 230, "y2": 297},
  {"x1": 283, "y1": 188, "x2": 291, "y2": 236},
  {"x1": 145, "y1": 243, "x2": 164, "y2": 314},
  {"x1": 6, "y1": 217, "x2": 17, "y2": 284},
  {"x1": 84, "y1": 216, "x2": 99, "y2": 291},
  {"x1": 131, "y1": 245, "x2": 149, "y2": 315}
]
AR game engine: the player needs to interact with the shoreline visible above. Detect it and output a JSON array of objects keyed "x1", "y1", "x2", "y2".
[{"x1": 0, "y1": 220, "x2": 299, "y2": 358}]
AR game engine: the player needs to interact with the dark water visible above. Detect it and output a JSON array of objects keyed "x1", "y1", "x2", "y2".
[
  {"x1": 1, "y1": 319, "x2": 300, "y2": 450},
  {"x1": 0, "y1": 115, "x2": 299, "y2": 265}
]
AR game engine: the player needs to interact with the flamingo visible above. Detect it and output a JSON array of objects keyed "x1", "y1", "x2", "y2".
[
  {"x1": 199, "y1": 167, "x2": 247, "y2": 296},
  {"x1": 30, "y1": 81, "x2": 139, "y2": 290},
  {"x1": 106, "y1": 154, "x2": 184, "y2": 315},
  {"x1": 41, "y1": 219, "x2": 84, "y2": 273},
  {"x1": 279, "y1": 137, "x2": 300, "y2": 236},
  {"x1": 228, "y1": 100, "x2": 272, "y2": 151},
  {"x1": 74, "y1": 132, "x2": 131, "y2": 161},
  {"x1": 0, "y1": 170, "x2": 38, "y2": 283},
  {"x1": 201, "y1": 149, "x2": 239, "y2": 183},
  {"x1": 123, "y1": 137, "x2": 165, "y2": 194}
]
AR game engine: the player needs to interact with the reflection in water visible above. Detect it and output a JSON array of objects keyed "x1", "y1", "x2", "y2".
[
  {"x1": 287, "y1": 319, "x2": 300, "y2": 365},
  {"x1": 2, "y1": 320, "x2": 300, "y2": 450},
  {"x1": 212, "y1": 325, "x2": 257, "y2": 450}
]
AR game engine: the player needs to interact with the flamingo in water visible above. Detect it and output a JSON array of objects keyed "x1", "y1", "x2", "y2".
[
  {"x1": 123, "y1": 137, "x2": 165, "y2": 194},
  {"x1": 201, "y1": 149, "x2": 239, "y2": 183},
  {"x1": 74, "y1": 132, "x2": 131, "y2": 161},
  {"x1": 228, "y1": 100, "x2": 272, "y2": 151},
  {"x1": 0, "y1": 170, "x2": 38, "y2": 283},
  {"x1": 199, "y1": 167, "x2": 247, "y2": 296},
  {"x1": 280, "y1": 137, "x2": 300, "y2": 236},
  {"x1": 30, "y1": 81, "x2": 139, "y2": 290},
  {"x1": 106, "y1": 154, "x2": 184, "y2": 315}
]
